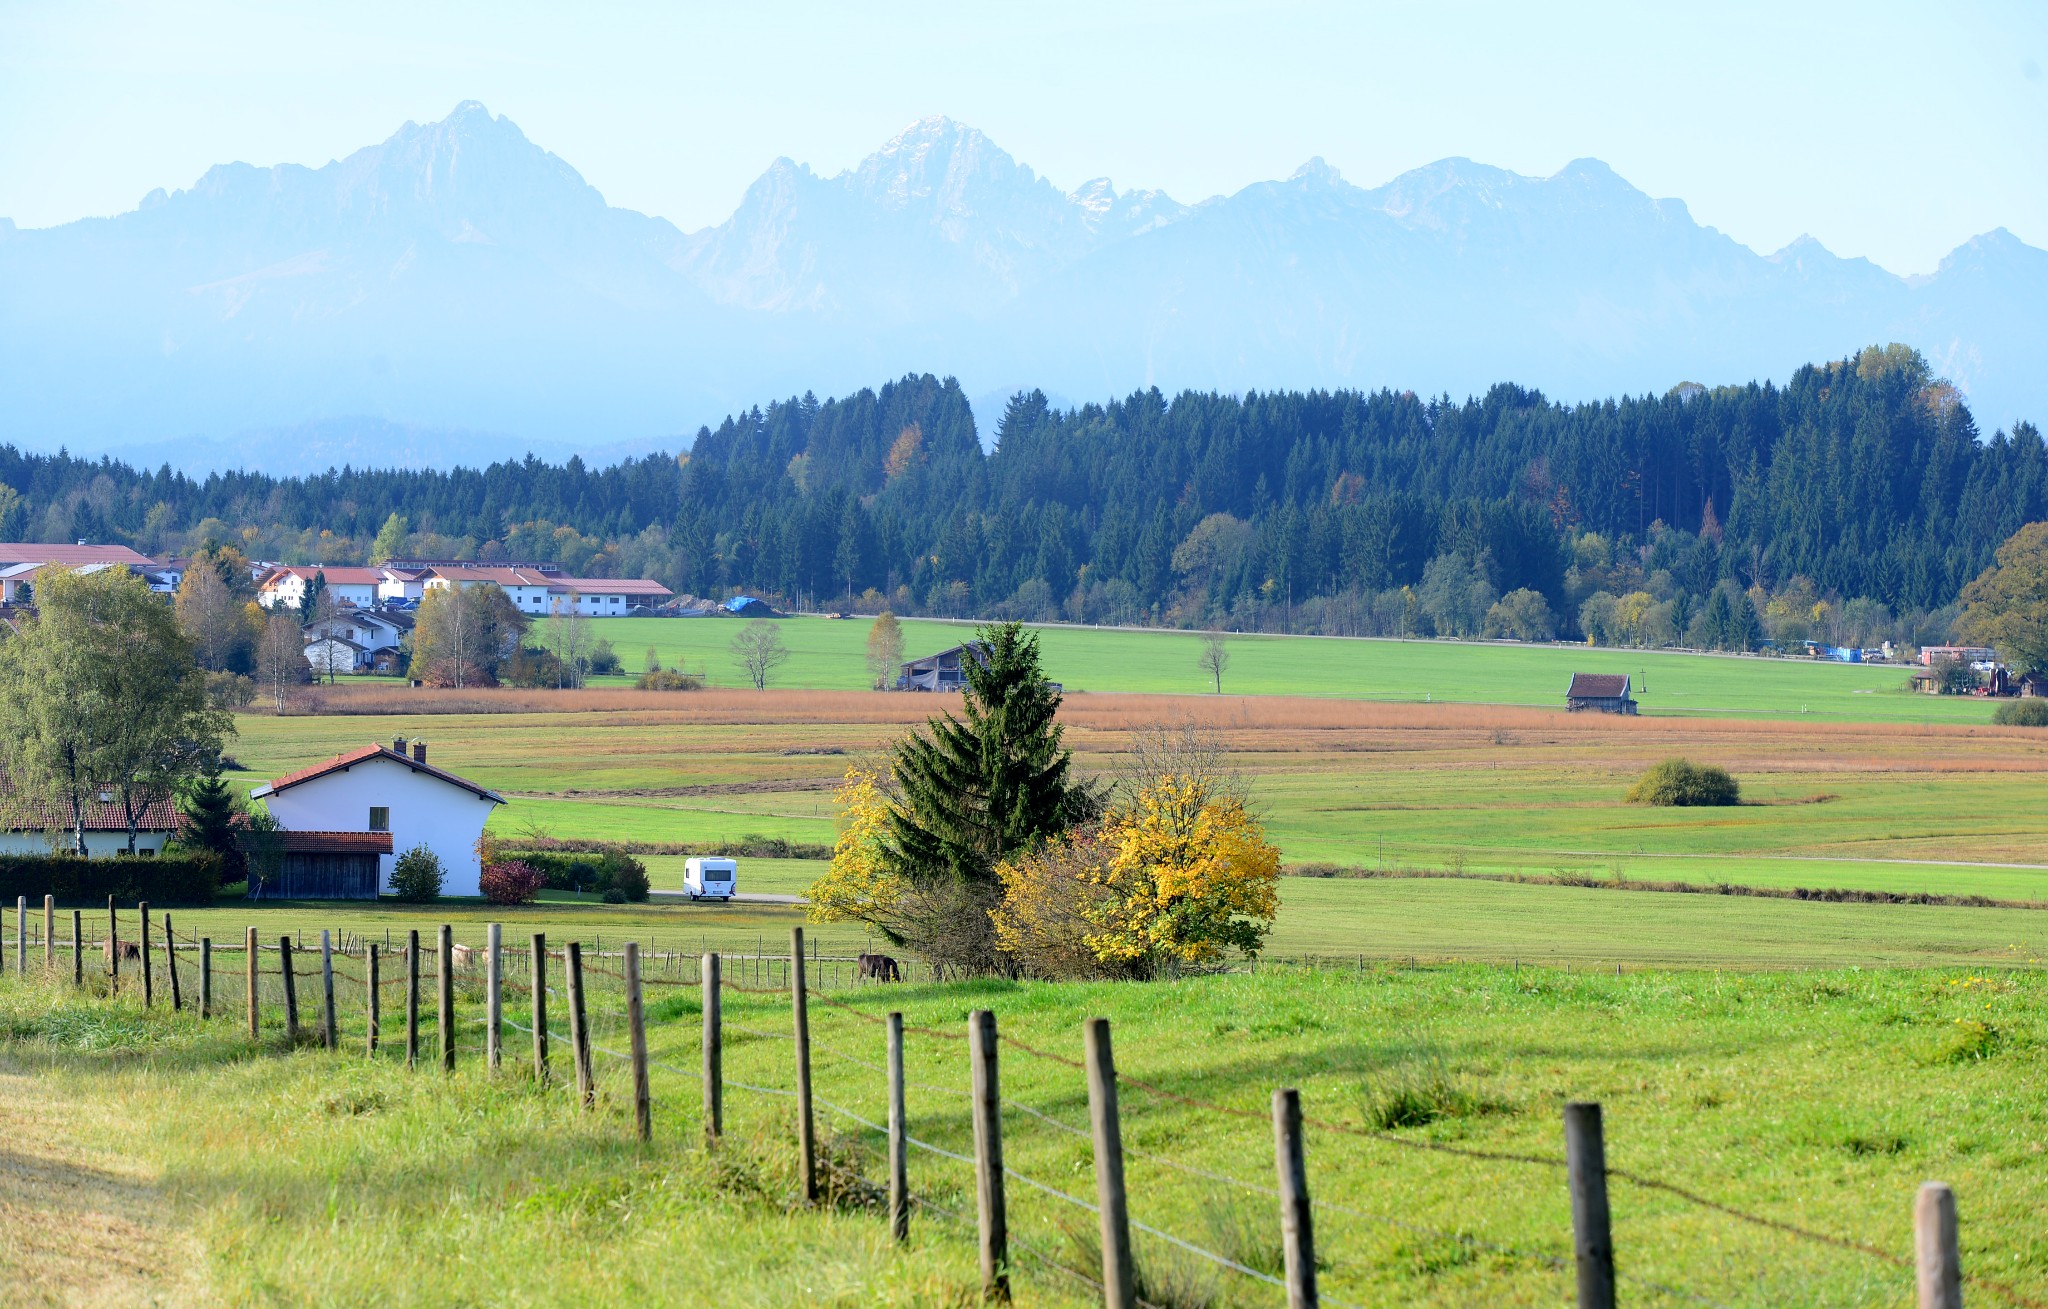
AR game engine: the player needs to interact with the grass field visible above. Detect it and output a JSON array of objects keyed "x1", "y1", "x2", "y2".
[
  {"x1": 4, "y1": 961, "x2": 2044, "y2": 1305},
  {"x1": 580, "y1": 614, "x2": 1993, "y2": 724}
]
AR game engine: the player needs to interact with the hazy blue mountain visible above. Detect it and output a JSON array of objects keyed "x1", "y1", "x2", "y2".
[{"x1": 1, "y1": 103, "x2": 2041, "y2": 471}]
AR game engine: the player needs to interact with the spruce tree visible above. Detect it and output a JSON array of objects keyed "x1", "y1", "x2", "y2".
[
  {"x1": 178, "y1": 772, "x2": 244, "y2": 880},
  {"x1": 888, "y1": 622, "x2": 1091, "y2": 887}
]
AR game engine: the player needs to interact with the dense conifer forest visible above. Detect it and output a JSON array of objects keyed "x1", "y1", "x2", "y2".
[{"x1": 2, "y1": 344, "x2": 2038, "y2": 648}]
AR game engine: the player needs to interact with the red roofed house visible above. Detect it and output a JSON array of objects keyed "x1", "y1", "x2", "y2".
[
  {"x1": 0, "y1": 775, "x2": 179, "y2": 857},
  {"x1": 422, "y1": 567, "x2": 673, "y2": 616},
  {"x1": 249, "y1": 739, "x2": 505, "y2": 898},
  {"x1": 257, "y1": 566, "x2": 386, "y2": 610}
]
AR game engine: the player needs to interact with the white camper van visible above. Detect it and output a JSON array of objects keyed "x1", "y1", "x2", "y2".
[{"x1": 684, "y1": 857, "x2": 737, "y2": 901}]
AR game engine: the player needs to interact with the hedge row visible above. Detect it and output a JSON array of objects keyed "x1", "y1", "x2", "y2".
[{"x1": 0, "y1": 853, "x2": 222, "y2": 906}]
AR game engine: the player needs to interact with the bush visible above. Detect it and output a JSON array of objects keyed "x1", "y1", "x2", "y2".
[
  {"x1": 635, "y1": 668, "x2": 703, "y2": 691},
  {"x1": 1626, "y1": 758, "x2": 1741, "y2": 806},
  {"x1": 478, "y1": 859, "x2": 544, "y2": 905},
  {"x1": 0, "y1": 852, "x2": 220, "y2": 905},
  {"x1": 498, "y1": 847, "x2": 648, "y2": 901},
  {"x1": 595, "y1": 851, "x2": 650, "y2": 902},
  {"x1": 389, "y1": 844, "x2": 445, "y2": 902},
  {"x1": 1993, "y1": 698, "x2": 2048, "y2": 726},
  {"x1": 584, "y1": 639, "x2": 621, "y2": 676}
]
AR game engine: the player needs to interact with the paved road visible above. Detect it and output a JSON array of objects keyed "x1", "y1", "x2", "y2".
[{"x1": 649, "y1": 890, "x2": 806, "y2": 906}]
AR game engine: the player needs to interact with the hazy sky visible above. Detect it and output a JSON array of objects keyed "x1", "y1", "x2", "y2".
[{"x1": 1, "y1": 0, "x2": 2042, "y2": 274}]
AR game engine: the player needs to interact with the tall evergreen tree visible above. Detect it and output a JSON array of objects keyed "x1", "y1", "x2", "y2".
[
  {"x1": 888, "y1": 622, "x2": 1093, "y2": 888},
  {"x1": 178, "y1": 771, "x2": 244, "y2": 881}
]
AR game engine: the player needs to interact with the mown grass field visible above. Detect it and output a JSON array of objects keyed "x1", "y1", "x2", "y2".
[
  {"x1": 3, "y1": 960, "x2": 2043, "y2": 1305},
  {"x1": 582, "y1": 614, "x2": 1989, "y2": 723}
]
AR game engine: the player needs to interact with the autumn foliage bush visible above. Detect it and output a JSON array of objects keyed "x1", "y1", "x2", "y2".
[{"x1": 479, "y1": 859, "x2": 545, "y2": 905}]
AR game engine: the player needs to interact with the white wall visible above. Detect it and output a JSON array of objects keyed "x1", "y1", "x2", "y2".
[
  {"x1": 260, "y1": 755, "x2": 498, "y2": 897},
  {"x1": 0, "y1": 831, "x2": 171, "y2": 857}
]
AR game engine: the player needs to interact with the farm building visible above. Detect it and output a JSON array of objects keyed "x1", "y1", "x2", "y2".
[
  {"x1": 1565, "y1": 673, "x2": 1637, "y2": 714},
  {"x1": 0, "y1": 772, "x2": 177, "y2": 857},
  {"x1": 249, "y1": 740, "x2": 505, "y2": 898},
  {"x1": 897, "y1": 642, "x2": 985, "y2": 692},
  {"x1": 2021, "y1": 672, "x2": 2048, "y2": 698}
]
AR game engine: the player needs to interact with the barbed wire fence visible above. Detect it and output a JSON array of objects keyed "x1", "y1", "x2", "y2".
[{"x1": 2, "y1": 899, "x2": 2023, "y2": 1309}]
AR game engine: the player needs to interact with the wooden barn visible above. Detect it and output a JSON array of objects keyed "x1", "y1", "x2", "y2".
[
  {"x1": 896, "y1": 642, "x2": 986, "y2": 692},
  {"x1": 246, "y1": 830, "x2": 395, "y2": 900},
  {"x1": 1566, "y1": 673, "x2": 1637, "y2": 714}
]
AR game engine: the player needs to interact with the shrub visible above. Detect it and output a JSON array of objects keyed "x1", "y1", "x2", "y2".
[
  {"x1": 0, "y1": 852, "x2": 220, "y2": 905},
  {"x1": 479, "y1": 859, "x2": 544, "y2": 905},
  {"x1": 601, "y1": 888, "x2": 627, "y2": 904},
  {"x1": 1625, "y1": 758, "x2": 1741, "y2": 806},
  {"x1": 584, "y1": 639, "x2": 621, "y2": 676},
  {"x1": 499, "y1": 846, "x2": 648, "y2": 900},
  {"x1": 635, "y1": 668, "x2": 702, "y2": 691},
  {"x1": 390, "y1": 844, "x2": 445, "y2": 902},
  {"x1": 1993, "y1": 698, "x2": 2048, "y2": 726},
  {"x1": 595, "y1": 851, "x2": 650, "y2": 903}
]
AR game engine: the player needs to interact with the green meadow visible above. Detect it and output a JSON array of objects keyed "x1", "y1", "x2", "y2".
[
  {"x1": 585, "y1": 614, "x2": 1985, "y2": 723},
  {"x1": 4, "y1": 961, "x2": 2044, "y2": 1305}
]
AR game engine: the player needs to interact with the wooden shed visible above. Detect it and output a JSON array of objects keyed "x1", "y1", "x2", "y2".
[
  {"x1": 245, "y1": 830, "x2": 394, "y2": 900},
  {"x1": 1565, "y1": 673, "x2": 1637, "y2": 714}
]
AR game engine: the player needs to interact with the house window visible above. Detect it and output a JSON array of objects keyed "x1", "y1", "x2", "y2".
[{"x1": 369, "y1": 806, "x2": 389, "y2": 832}]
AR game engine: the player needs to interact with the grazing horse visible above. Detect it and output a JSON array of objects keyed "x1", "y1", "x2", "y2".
[
  {"x1": 856, "y1": 952, "x2": 902, "y2": 982},
  {"x1": 106, "y1": 940, "x2": 141, "y2": 962}
]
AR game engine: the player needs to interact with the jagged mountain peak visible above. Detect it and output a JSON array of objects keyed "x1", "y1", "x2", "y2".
[{"x1": 1290, "y1": 156, "x2": 1347, "y2": 186}]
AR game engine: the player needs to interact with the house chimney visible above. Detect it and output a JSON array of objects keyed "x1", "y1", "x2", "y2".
[
  {"x1": 392, "y1": 736, "x2": 407, "y2": 754},
  {"x1": 412, "y1": 740, "x2": 427, "y2": 764}
]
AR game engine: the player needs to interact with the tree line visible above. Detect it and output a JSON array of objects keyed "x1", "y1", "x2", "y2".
[{"x1": 3, "y1": 343, "x2": 2038, "y2": 648}]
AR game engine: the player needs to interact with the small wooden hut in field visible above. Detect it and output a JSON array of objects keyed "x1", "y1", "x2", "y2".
[{"x1": 1565, "y1": 673, "x2": 1637, "y2": 714}]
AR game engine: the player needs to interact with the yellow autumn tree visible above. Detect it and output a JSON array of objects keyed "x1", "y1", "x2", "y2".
[
  {"x1": 992, "y1": 773, "x2": 1280, "y2": 979},
  {"x1": 806, "y1": 766, "x2": 911, "y2": 929}
]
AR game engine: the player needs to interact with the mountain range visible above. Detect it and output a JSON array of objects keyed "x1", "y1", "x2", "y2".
[{"x1": 2, "y1": 101, "x2": 2042, "y2": 473}]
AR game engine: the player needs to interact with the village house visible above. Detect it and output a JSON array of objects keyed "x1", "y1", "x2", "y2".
[
  {"x1": 420, "y1": 566, "x2": 674, "y2": 616},
  {"x1": 1565, "y1": 673, "x2": 1638, "y2": 714},
  {"x1": 256, "y1": 565, "x2": 385, "y2": 610},
  {"x1": 0, "y1": 773, "x2": 178, "y2": 857},
  {"x1": 249, "y1": 739, "x2": 505, "y2": 898},
  {"x1": 302, "y1": 610, "x2": 412, "y2": 674},
  {"x1": 0, "y1": 543, "x2": 162, "y2": 605}
]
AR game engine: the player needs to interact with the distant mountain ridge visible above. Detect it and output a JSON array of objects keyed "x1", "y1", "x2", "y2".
[{"x1": 1, "y1": 101, "x2": 2041, "y2": 471}]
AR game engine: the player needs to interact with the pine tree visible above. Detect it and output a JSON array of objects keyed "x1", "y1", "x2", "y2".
[
  {"x1": 178, "y1": 772, "x2": 244, "y2": 880},
  {"x1": 887, "y1": 622, "x2": 1092, "y2": 888}
]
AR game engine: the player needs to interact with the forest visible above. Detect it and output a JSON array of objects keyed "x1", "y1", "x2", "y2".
[{"x1": 1, "y1": 343, "x2": 2039, "y2": 649}]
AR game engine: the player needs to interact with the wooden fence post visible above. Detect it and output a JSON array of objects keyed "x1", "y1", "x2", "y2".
[
  {"x1": 887, "y1": 1010, "x2": 908, "y2": 1245},
  {"x1": 200, "y1": 938, "x2": 212, "y2": 1019},
  {"x1": 626, "y1": 942, "x2": 650, "y2": 1142},
  {"x1": 72, "y1": 910, "x2": 82, "y2": 987},
  {"x1": 320, "y1": 930, "x2": 337, "y2": 1050},
  {"x1": 438, "y1": 924, "x2": 455, "y2": 1073},
  {"x1": 1915, "y1": 1181, "x2": 1962, "y2": 1309},
  {"x1": 791, "y1": 926, "x2": 816, "y2": 1204},
  {"x1": 366, "y1": 944, "x2": 380, "y2": 1053},
  {"x1": 15, "y1": 895, "x2": 24, "y2": 975},
  {"x1": 1272, "y1": 1088, "x2": 1318, "y2": 1309},
  {"x1": 406, "y1": 929, "x2": 421, "y2": 1067},
  {"x1": 486, "y1": 922, "x2": 502, "y2": 1071},
  {"x1": 1564, "y1": 1102, "x2": 1615, "y2": 1309},
  {"x1": 531, "y1": 933, "x2": 549, "y2": 1083},
  {"x1": 969, "y1": 1008, "x2": 1009, "y2": 1302},
  {"x1": 702, "y1": 952, "x2": 722, "y2": 1145},
  {"x1": 107, "y1": 897, "x2": 118, "y2": 993},
  {"x1": 165, "y1": 912, "x2": 182, "y2": 1011},
  {"x1": 244, "y1": 926, "x2": 257, "y2": 1037},
  {"x1": 43, "y1": 896, "x2": 52, "y2": 969},
  {"x1": 1085, "y1": 1017, "x2": 1136, "y2": 1308},
  {"x1": 566, "y1": 942, "x2": 593, "y2": 1109},
  {"x1": 139, "y1": 902, "x2": 153, "y2": 1007},
  {"x1": 279, "y1": 936, "x2": 299, "y2": 1042}
]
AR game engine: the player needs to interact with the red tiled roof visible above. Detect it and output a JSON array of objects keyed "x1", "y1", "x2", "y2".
[
  {"x1": 1567, "y1": 673, "x2": 1632, "y2": 699},
  {"x1": 0, "y1": 542, "x2": 155, "y2": 568},
  {"x1": 251, "y1": 744, "x2": 506, "y2": 805},
  {"x1": 261, "y1": 566, "x2": 386, "y2": 587},
  {"x1": 265, "y1": 830, "x2": 395, "y2": 854},
  {"x1": 0, "y1": 771, "x2": 178, "y2": 832}
]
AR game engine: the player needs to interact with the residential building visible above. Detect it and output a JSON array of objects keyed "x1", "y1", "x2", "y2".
[
  {"x1": 249, "y1": 739, "x2": 506, "y2": 898},
  {"x1": 0, "y1": 773, "x2": 177, "y2": 857},
  {"x1": 257, "y1": 565, "x2": 384, "y2": 610}
]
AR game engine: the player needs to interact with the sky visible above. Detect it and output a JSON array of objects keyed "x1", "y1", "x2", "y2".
[{"x1": 0, "y1": 0, "x2": 2042, "y2": 275}]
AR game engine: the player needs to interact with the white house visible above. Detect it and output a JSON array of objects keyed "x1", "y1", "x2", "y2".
[
  {"x1": 0, "y1": 774, "x2": 177, "y2": 857},
  {"x1": 420, "y1": 566, "x2": 673, "y2": 616},
  {"x1": 250, "y1": 740, "x2": 506, "y2": 897},
  {"x1": 257, "y1": 566, "x2": 384, "y2": 610},
  {"x1": 303, "y1": 611, "x2": 412, "y2": 673},
  {"x1": 377, "y1": 567, "x2": 429, "y2": 603}
]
